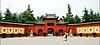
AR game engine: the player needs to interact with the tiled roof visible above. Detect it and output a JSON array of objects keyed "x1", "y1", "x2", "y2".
[
  {"x1": 44, "y1": 13, "x2": 58, "y2": 18},
  {"x1": 57, "y1": 18, "x2": 67, "y2": 24},
  {"x1": 0, "y1": 22, "x2": 34, "y2": 25},
  {"x1": 35, "y1": 20, "x2": 45, "y2": 24},
  {"x1": 67, "y1": 21, "x2": 100, "y2": 25}
]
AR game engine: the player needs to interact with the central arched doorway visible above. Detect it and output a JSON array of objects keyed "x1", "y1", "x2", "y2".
[
  {"x1": 47, "y1": 28, "x2": 54, "y2": 36},
  {"x1": 38, "y1": 29, "x2": 43, "y2": 36}
]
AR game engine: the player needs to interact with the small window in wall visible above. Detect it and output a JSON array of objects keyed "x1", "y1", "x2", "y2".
[
  {"x1": 19, "y1": 30, "x2": 22, "y2": 33},
  {"x1": 14, "y1": 28, "x2": 18, "y2": 33},
  {"x1": 95, "y1": 28, "x2": 99, "y2": 31},
  {"x1": 96, "y1": 29, "x2": 98, "y2": 31},
  {"x1": 9, "y1": 29, "x2": 12, "y2": 31},
  {"x1": 3, "y1": 29, "x2": 6, "y2": 32},
  {"x1": 47, "y1": 23, "x2": 54, "y2": 26},
  {"x1": 90, "y1": 29, "x2": 92, "y2": 31},
  {"x1": 15, "y1": 29, "x2": 17, "y2": 32},
  {"x1": 9, "y1": 28, "x2": 13, "y2": 33},
  {"x1": 79, "y1": 29, "x2": 81, "y2": 32},
  {"x1": 20, "y1": 30, "x2": 22, "y2": 32},
  {"x1": 89, "y1": 28, "x2": 93, "y2": 33},
  {"x1": 94, "y1": 27, "x2": 99, "y2": 33},
  {"x1": 77, "y1": 28, "x2": 82, "y2": 33},
  {"x1": 84, "y1": 29, "x2": 87, "y2": 31},
  {"x1": 2, "y1": 28, "x2": 7, "y2": 33}
]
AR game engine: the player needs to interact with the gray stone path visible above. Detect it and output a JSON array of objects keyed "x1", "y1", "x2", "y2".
[{"x1": 0, "y1": 36, "x2": 100, "y2": 45}]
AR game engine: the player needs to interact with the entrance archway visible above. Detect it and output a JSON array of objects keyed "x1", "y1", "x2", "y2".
[
  {"x1": 47, "y1": 28, "x2": 54, "y2": 34},
  {"x1": 38, "y1": 29, "x2": 43, "y2": 36},
  {"x1": 68, "y1": 28, "x2": 72, "y2": 33},
  {"x1": 28, "y1": 29, "x2": 33, "y2": 36},
  {"x1": 68, "y1": 28, "x2": 73, "y2": 37},
  {"x1": 59, "y1": 29, "x2": 63, "y2": 36}
]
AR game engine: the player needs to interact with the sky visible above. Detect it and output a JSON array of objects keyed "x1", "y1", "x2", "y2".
[{"x1": 0, "y1": 0, "x2": 100, "y2": 18}]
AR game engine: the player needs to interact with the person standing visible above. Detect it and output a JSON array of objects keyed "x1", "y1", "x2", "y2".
[
  {"x1": 65, "y1": 32, "x2": 68, "y2": 41},
  {"x1": 30, "y1": 30, "x2": 33, "y2": 38}
]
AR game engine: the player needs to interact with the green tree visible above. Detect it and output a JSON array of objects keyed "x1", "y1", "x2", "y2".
[
  {"x1": 92, "y1": 12, "x2": 98, "y2": 22},
  {"x1": 19, "y1": 5, "x2": 36, "y2": 23},
  {"x1": 0, "y1": 12, "x2": 2, "y2": 21},
  {"x1": 67, "y1": 4, "x2": 72, "y2": 15},
  {"x1": 12, "y1": 13, "x2": 19, "y2": 23},
  {"x1": 26, "y1": 5, "x2": 36, "y2": 22},
  {"x1": 89, "y1": 9, "x2": 100, "y2": 22},
  {"x1": 18, "y1": 13, "x2": 26, "y2": 23},
  {"x1": 64, "y1": 4, "x2": 74, "y2": 24},
  {"x1": 74, "y1": 15, "x2": 81, "y2": 23},
  {"x1": 68, "y1": 17, "x2": 75, "y2": 24},
  {"x1": 37, "y1": 16, "x2": 40, "y2": 21},
  {"x1": 37, "y1": 15, "x2": 44, "y2": 21},
  {"x1": 82, "y1": 7, "x2": 90, "y2": 22},
  {"x1": 89, "y1": 9, "x2": 94, "y2": 22},
  {"x1": 96, "y1": 12, "x2": 100, "y2": 21},
  {"x1": 39, "y1": 15, "x2": 44, "y2": 21},
  {"x1": 88, "y1": 9, "x2": 99, "y2": 22},
  {"x1": 3, "y1": 8, "x2": 12, "y2": 22},
  {"x1": 66, "y1": 4, "x2": 73, "y2": 18},
  {"x1": 62, "y1": 16, "x2": 66, "y2": 22}
]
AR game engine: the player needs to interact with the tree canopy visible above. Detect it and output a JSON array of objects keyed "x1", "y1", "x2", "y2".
[
  {"x1": 62, "y1": 4, "x2": 100, "y2": 24},
  {"x1": 0, "y1": 12, "x2": 2, "y2": 21},
  {"x1": 19, "y1": 5, "x2": 36, "y2": 23},
  {"x1": 82, "y1": 7, "x2": 100, "y2": 23},
  {"x1": 2, "y1": 5, "x2": 36, "y2": 23},
  {"x1": 12, "y1": 13, "x2": 19, "y2": 23},
  {"x1": 62, "y1": 4, "x2": 75, "y2": 24},
  {"x1": 37, "y1": 15, "x2": 44, "y2": 21},
  {"x1": 74, "y1": 15, "x2": 81, "y2": 23},
  {"x1": 3, "y1": 8, "x2": 12, "y2": 22},
  {"x1": 0, "y1": 4, "x2": 100, "y2": 24}
]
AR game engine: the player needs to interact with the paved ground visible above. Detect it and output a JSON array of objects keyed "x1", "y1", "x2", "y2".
[{"x1": 0, "y1": 36, "x2": 100, "y2": 45}]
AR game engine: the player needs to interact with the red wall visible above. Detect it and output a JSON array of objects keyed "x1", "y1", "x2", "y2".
[{"x1": 0, "y1": 22, "x2": 100, "y2": 36}]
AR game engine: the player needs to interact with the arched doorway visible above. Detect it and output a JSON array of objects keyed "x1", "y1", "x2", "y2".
[
  {"x1": 47, "y1": 28, "x2": 54, "y2": 36},
  {"x1": 30, "y1": 29, "x2": 33, "y2": 34},
  {"x1": 28, "y1": 29, "x2": 33, "y2": 36},
  {"x1": 68, "y1": 28, "x2": 72, "y2": 33},
  {"x1": 68, "y1": 28, "x2": 73, "y2": 37},
  {"x1": 59, "y1": 29, "x2": 63, "y2": 36},
  {"x1": 38, "y1": 29, "x2": 43, "y2": 36}
]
